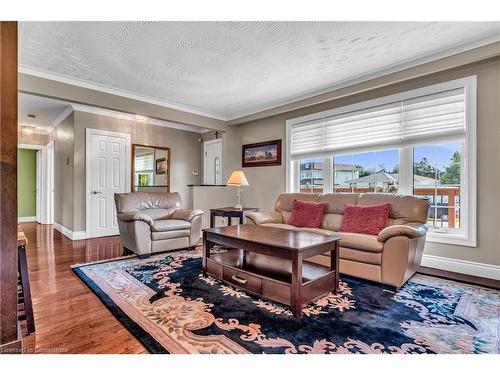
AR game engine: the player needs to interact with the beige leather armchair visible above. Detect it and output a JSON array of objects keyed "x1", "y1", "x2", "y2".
[
  {"x1": 114, "y1": 192, "x2": 203, "y2": 258},
  {"x1": 246, "y1": 193, "x2": 430, "y2": 289}
]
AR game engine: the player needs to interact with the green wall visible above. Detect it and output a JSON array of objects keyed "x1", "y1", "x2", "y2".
[{"x1": 18, "y1": 148, "x2": 37, "y2": 218}]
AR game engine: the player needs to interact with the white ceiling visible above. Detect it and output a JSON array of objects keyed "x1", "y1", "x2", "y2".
[
  {"x1": 19, "y1": 21, "x2": 500, "y2": 121},
  {"x1": 18, "y1": 93, "x2": 71, "y2": 132}
]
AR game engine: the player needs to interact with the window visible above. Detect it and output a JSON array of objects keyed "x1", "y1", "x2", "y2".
[
  {"x1": 214, "y1": 157, "x2": 221, "y2": 185},
  {"x1": 287, "y1": 77, "x2": 476, "y2": 246},
  {"x1": 299, "y1": 158, "x2": 324, "y2": 193},
  {"x1": 334, "y1": 149, "x2": 399, "y2": 193},
  {"x1": 413, "y1": 142, "x2": 462, "y2": 230}
]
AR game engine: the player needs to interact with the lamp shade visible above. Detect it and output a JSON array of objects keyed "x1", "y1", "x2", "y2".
[{"x1": 226, "y1": 170, "x2": 249, "y2": 186}]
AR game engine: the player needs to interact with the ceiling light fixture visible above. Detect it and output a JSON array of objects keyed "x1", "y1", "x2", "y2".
[
  {"x1": 134, "y1": 115, "x2": 148, "y2": 123},
  {"x1": 21, "y1": 125, "x2": 36, "y2": 136}
]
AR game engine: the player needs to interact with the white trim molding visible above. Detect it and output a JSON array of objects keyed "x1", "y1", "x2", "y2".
[
  {"x1": 422, "y1": 254, "x2": 500, "y2": 281},
  {"x1": 19, "y1": 66, "x2": 229, "y2": 121},
  {"x1": 71, "y1": 103, "x2": 208, "y2": 134},
  {"x1": 50, "y1": 106, "x2": 74, "y2": 128},
  {"x1": 18, "y1": 216, "x2": 36, "y2": 223},
  {"x1": 54, "y1": 222, "x2": 87, "y2": 241}
]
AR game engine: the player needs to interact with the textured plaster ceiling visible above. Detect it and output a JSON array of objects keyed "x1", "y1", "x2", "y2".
[
  {"x1": 18, "y1": 93, "x2": 71, "y2": 131},
  {"x1": 19, "y1": 21, "x2": 500, "y2": 120}
]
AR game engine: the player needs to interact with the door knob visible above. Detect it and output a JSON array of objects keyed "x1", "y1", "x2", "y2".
[{"x1": 91, "y1": 191, "x2": 103, "y2": 194}]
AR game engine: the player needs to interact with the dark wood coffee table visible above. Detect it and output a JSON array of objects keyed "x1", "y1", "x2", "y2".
[{"x1": 202, "y1": 224, "x2": 340, "y2": 318}]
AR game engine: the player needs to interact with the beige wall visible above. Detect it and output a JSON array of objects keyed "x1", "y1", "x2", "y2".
[
  {"x1": 53, "y1": 112, "x2": 75, "y2": 229},
  {"x1": 72, "y1": 110, "x2": 202, "y2": 231},
  {"x1": 228, "y1": 57, "x2": 500, "y2": 267}
]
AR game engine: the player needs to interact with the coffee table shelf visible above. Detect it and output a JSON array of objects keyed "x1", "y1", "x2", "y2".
[{"x1": 209, "y1": 250, "x2": 331, "y2": 284}]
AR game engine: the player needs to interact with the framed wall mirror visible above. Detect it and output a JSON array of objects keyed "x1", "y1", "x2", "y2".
[{"x1": 132, "y1": 144, "x2": 170, "y2": 192}]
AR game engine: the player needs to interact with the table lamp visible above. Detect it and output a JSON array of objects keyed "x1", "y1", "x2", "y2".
[{"x1": 226, "y1": 170, "x2": 249, "y2": 210}]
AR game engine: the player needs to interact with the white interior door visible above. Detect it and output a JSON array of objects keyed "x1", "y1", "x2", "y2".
[
  {"x1": 87, "y1": 129, "x2": 130, "y2": 238},
  {"x1": 204, "y1": 139, "x2": 223, "y2": 185}
]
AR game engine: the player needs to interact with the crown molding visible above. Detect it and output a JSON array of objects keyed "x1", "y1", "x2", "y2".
[
  {"x1": 18, "y1": 66, "x2": 230, "y2": 122},
  {"x1": 70, "y1": 103, "x2": 208, "y2": 134},
  {"x1": 50, "y1": 105, "x2": 74, "y2": 128}
]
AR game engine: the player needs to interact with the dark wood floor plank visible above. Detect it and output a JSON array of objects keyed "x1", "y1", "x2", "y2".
[{"x1": 20, "y1": 222, "x2": 146, "y2": 354}]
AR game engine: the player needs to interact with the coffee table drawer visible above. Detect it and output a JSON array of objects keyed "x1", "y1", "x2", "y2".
[{"x1": 222, "y1": 266, "x2": 262, "y2": 294}]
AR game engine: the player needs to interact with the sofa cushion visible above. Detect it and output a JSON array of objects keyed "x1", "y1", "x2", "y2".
[
  {"x1": 308, "y1": 248, "x2": 382, "y2": 266},
  {"x1": 260, "y1": 224, "x2": 384, "y2": 252},
  {"x1": 275, "y1": 193, "x2": 320, "y2": 212},
  {"x1": 140, "y1": 208, "x2": 172, "y2": 220},
  {"x1": 318, "y1": 193, "x2": 358, "y2": 214},
  {"x1": 320, "y1": 213, "x2": 343, "y2": 232},
  {"x1": 340, "y1": 247, "x2": 382, "y2": 265},
  {"x1": 336, "y1": 231, "x2": 384, "y2": 253},
  {"x1": 357, "y1": 193, "x2": 429, "y2": 224},
  {"x1": 341, "y1": 204, "x2": 391, "y2": 235},
  {"x1": 151, "y1": 229, "x2": 191, "y2": 241},
  {"x1": 114, "y1": 192, "x2": 182, "y2": 213},
  {"x1": 260, "y1": 223, "x2": 336, "y2": 236},
  {"x1": 288, "y1": 200, "x2": 327, "y2": 228},
  {"x1": 151, "y1": 219, "x2": 191, "y2": 232}
]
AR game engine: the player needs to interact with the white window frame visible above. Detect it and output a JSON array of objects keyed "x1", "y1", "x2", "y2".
[{"x1": 286, "y1": 76, "x2": 477, "y2": 247}]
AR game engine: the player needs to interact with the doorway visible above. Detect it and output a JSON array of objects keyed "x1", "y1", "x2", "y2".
[
  {"x1": 203, "y1": 139, "x2": 223, "y2": 185},
  {"x1": 17, "y1": 143, "x2": 54, "y2": 224},
  {"x1": 85, "y1": 128, "x2": 131, "y2": 238}
]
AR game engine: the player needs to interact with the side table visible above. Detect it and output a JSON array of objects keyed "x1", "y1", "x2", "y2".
[{"x1": 209, "y1": 207, "x2": 259, "y2": 228}]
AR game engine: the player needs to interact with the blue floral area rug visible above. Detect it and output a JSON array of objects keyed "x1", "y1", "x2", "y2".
[{"x1": 72, "y1": 249, "x2": 500, "y2": 354}]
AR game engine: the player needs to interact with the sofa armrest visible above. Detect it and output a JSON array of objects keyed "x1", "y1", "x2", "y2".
[
  {"x1": 245, "y1": 211, "x2": 283, "y2": 225},
  {"x1": 171, "y1": 209, "x2": 204, "y2": 222},
  {"x1": 116, "y1": 212, "x2": 153, "y2": 226},
  {"x1": 378, "y1": 223, "x2": 428, "y2": 242}
]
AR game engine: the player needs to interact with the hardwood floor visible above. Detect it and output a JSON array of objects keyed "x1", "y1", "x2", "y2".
[{"x1": 20, "y1": 222, "x2": 147, "y2": 354}]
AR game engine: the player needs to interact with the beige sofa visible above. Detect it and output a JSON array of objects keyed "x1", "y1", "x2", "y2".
[
  {"x1": 246, "y1": 193, "x2": 429, "y2": 288},
  {"x1": 114, "y1": 192, "x2": 203, "y2": 257}
]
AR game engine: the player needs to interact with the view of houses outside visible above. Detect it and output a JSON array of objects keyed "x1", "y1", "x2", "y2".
[
  {"x1": 298, "y1": 142, "x2": 462, "y2": 229},
  {"x1": 299, "y1": 159, "x2": 325, "y2": 192}
]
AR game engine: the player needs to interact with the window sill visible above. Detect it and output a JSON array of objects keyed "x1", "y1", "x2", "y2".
[{"x1": 426, "y1": 231, "x2": 476, "y2": 248}]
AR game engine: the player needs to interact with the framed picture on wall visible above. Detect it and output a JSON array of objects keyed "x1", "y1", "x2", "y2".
[
  {"x1": 156, "y1": 158, "x2": 167, "y2": 175},
  {"x1": 242, "y1": 139, "x2": 282, "y2": 167}
]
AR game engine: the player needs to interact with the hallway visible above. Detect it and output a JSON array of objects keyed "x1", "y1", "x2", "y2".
[{"x1": 20, "y1": 222, "x2": 146, "y2": 353}]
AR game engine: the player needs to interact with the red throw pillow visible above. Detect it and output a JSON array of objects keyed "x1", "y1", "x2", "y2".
[
  {"x1": 341, "y1": 204, "x2": 391, "y2": 235},
  {"x1": 288, "y1": 200, "x2": 327, "y2": 228}
]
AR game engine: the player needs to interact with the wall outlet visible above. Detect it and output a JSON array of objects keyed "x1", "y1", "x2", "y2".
[{"x1": 192, "y1": 170, "x2": 199, "y2": 176}]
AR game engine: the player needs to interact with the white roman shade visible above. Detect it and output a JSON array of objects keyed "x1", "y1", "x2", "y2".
[
  {"x1": 289, "y1": 87, "x2": 466, "y2": 157},
  {"x1": 402, "y1": 88, "x2": 465, "y2": 142}
]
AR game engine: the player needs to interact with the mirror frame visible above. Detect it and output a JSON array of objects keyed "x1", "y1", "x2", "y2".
[{"x1": 131, "y1": 144, "x2": 171, "y2": 192}]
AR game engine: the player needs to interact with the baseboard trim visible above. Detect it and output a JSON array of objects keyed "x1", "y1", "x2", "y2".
[
  {"x1": 54, "y1": 222, "x2": 87, "y2": 241},
  {"x1": 18, "y1": 216, "x2": 36, "y2": 223},
  {"x1": 418, "y1": 266, "x2": 499, "y2": 289},
  {"x1": 421, "y1": 254, "x2": 500, "y2": 281}
]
